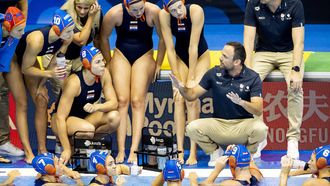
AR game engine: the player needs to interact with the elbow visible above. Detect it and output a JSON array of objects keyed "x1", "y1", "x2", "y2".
[{"x1": 78, "y1": 40, "x2": 87, "y2": 46}]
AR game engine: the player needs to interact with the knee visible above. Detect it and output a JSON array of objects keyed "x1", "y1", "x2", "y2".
[
  {"x1": 253, "y1": 122, "x2": 268, "y2": 139},
  {"x1": 186, "y1": 121, "x2": 199, "y2": 138},
  {"x1": 15, "y1": 95, "x2": 27, "y2": 111},
  {"x1": 185, "y1": 99, "x2": 199, "y2": 108},
  {"x1": 106, "y1": 111, "x2": 120, "y2": 129},
  {"x1": 35, "y1": 93, "x2": 48, "y2": 109},
  {"x1": 131, "y1": 96, "x2": 144, "y2": 109},
  {"x1": 117, "y1": 96, "x2": 129, "y2": 108}
]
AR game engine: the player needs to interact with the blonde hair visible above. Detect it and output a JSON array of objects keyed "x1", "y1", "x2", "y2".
[{"x1": 61, "y1": 0, "x2": 101, "y2": 31}]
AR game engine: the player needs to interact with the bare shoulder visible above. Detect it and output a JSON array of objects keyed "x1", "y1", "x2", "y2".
[
  {"x1": 105, "y1": 4, "x2": 123, "y2": 20},
  {"x1": 190, "y1": 4, "x2": 204, "y2": 15},
  {"x1": 145, "y1": 2, "x2": 161, "y2": 14},
  {"x1": 100, "y1": 69, "x2": 111, "y2": 85},
  {"x1": 63, "y1": 73, "x2": 80, "y2": 91},
  {"x1": 26, "y1": 30, "x2": 44, "y2": 51},
  {"x1": 190, "y1": 4, "x2": 204, "y2": 12},
  {"x1": 158, "y1": 9, "x2": 170, "y2": 20}
]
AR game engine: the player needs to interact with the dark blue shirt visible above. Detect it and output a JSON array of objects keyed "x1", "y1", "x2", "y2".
[
  {"x1": 244, "y1": 0, "x2": 304, "y2": 52},
  {"x1": 199, "y1": 65, "x2": 262, "y2": 119}
]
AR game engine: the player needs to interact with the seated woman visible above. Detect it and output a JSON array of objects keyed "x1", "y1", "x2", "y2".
[
  {"x1": 51, "y1": 45, "x2": 120, "y2": 165},
  {"x1": 280, "y1": 145, "x2": 330, "y2": 186},
  {"x1": 89, "y1": 150, "x2": 130, "y2": 186},
  {"x1": 32, "y1": 153, "x2": 82, "y2": 186}
]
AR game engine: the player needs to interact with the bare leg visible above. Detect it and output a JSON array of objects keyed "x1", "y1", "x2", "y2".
[
  {"x1": 174, "y1": 58, "x2": 189, "y2": 164},
  {"x1": 128, "y1": 51, "x2": 156, "y2": 163},
  {"x1": 185, "y1": 51, "x2": 210, "y2": 165},
  {"x1": 185, "y1": 100, "x2": 200, "y2": 165},
  {"x1": 110, "y1": 49, "x2": 131, "y2": 163},
  {"x1": 24, "y1": 76, "x2": 48, "y2": 154},
  {"x1": 4, "y1": 62, "x2": 34, "y2": 163}
]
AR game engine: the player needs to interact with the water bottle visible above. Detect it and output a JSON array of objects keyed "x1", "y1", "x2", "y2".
[
  {"x1": 147, "y1": 145, "x2": 157, "y2": 166},
  {"x1": 157, "y1": 145, "x2": 167, "y2": 170},
  {"x1": 86, "y1": 149, "x2": 96, "y2": 172},
  {"x1": 292, "y1": 159, "x2": 308, "y2": 169},
  {"x1": 79, "y1": 149, "x2": 87, "y2": 169},
  {"x1": 56, "y1": 52, "x2": 66, "y2": 79},
  {"x1": 130, "y1": 162, "x2": 141, "y2": 176}
]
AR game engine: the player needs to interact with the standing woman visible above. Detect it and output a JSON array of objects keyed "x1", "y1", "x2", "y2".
[
  {"x1": 0, "y1": 7, "x2": 35, "y2": 163},
  {"x1": 159, "y1": 0, "x2": 210, "y2": 165},
  {"x1": 100, "y1": 0, "x2": 165, "y2": 163}
]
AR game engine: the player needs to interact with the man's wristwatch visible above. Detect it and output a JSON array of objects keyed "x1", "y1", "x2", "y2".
[{"x1": 291, "y1": 66, "x2": 300, "y2": 72}]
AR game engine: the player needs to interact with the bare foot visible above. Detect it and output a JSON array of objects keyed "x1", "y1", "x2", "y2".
[
  {"x1": 127, "y1": 153, "x2": 137, "y2": 164},
  {"x1": 0, "y1": 156, "x2": 11, "y2": 163},
  {"x1": 115, "y1": 151, "x2": 126, "y2": 164},
  {"x1": 185, "y1": 154, "x2": 197, "y2": 165},
  {"x1": 24, "y1": 153, "x2": 35, "y2": 164},
  {"x1": 178, "y1": 152, "x2": 184, "y2": 164}
]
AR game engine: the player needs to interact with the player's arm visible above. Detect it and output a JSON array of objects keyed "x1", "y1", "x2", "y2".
[
  {"x1": 188, "y1": 5, "x2": 204, "y2": 81},
  {"x1": 21, "y1": 32, "x2": 54, "y2": 78},
  {"x1": 56, "y1": 75, "x2": 79, "y2": 164},
  {"x1": 159, "y1": 10, "x2": 181, "y2": 80},
  {"x1": 96, "y1": 70, "x2": 118, "y2": 112},
  {"x1": 100, "y1": 5, "x2": 119, "y2": 64}
]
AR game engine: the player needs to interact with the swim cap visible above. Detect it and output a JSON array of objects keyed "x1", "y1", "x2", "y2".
[
  {"x1": 314, "y1": 145, "x2": 330, "y2": 169},
  {"x1": 80, "y1": 45, "x2": 100, "y2": 70},
  {"x1": 3, "y1": 7, "x2": 25, "y2": 32},
  {"x1": 124, "y1": 0, "x2": 145, "y2": 8},
  {"x1": 90, "y1": 150, "x2": 108, "y2": 174},
  {"x1": 225, "y1": 144, "x2": 251, "y2": 178},
  {"x1": 32, "y1": 153, "x2": 56, "y2": 175},
  {"x1": 52, "y1": 9, "x2": 74, "y2": 36},
  {"x1": 163, "y1": 0, "x2": 184, "y2": 10},
  {"x1": 163, "y1": 159, "x2": 184, "y2": 181}
]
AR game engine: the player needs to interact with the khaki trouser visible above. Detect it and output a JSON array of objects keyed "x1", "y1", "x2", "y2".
[
  {"x1": 41, "y1": 55, "x2": 82, "y2": 98},
  {"x1": 0, "y1": 77, "x2": 9, "y2": 145},
  {"x1": 186, "y1": 117, "x2": 268, "y2": 154},
  {"x1": 253, "y1": 51, "x2": 304, "y2": 141}
]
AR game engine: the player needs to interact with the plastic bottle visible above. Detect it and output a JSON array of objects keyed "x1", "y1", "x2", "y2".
[
  {"x1": 157, "y1": 145, "x2": 167, "y2": 170},
  {"x1": 147, "y1": 145, "x2": 157, "y2": 166},
  {"x1": 56, "y1": 52, "x2": 66, "y2": 79},
  {"x1": 130, "y1": 162, "x2": 141, "y2": 176},
  {"x1": 292, "y1": 159, "x2": 308, "y2": 169}
]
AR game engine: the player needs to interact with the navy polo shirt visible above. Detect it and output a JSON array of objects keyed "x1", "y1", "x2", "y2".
[
  {"x1": 244, "y1": 0, "x2": 304, "y2": 52},
  {"x1": 199, "y1": 65, "x2": 262, "y2": 119}
]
